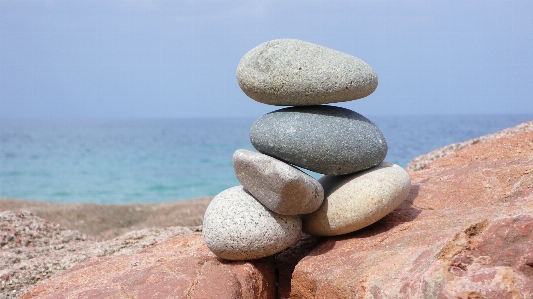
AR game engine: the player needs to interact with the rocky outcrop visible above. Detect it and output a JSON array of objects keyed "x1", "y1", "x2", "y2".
[
  {"x1": 406, "y1": 121, "x2": 533, "y2": 171},
  {"x1": 19, "y1": 233, "x2": 275, "y2": 299},
  {"x1": 17, "y1": 121, "x2": 533, "y2": 298},
  {"x1": 1, "y1": 210, "x2": 199, "y2": 298},
  {"x1": 290, "y1": 121, "x2": 533, "y2": 298}
]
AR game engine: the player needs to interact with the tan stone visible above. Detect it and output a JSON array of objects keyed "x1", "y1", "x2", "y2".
[{"x1": 303, "y1": 162, "x2": 411, "y2": 236}]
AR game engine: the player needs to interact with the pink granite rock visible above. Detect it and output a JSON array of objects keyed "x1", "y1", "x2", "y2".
[
  {"x1": 290, "y1": 122, "x2": 533, "y2": 298},
  {"x1": 20, "y1": 233, "x2": 276, "y2": 299},
  {"x1": 18, "y1": 121, "x2": 533, "y2": 299}
]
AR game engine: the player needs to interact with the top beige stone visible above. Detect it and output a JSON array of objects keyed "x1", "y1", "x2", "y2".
[{"x1": 236, "y1": 38, "x2": 378, "y2": 106}]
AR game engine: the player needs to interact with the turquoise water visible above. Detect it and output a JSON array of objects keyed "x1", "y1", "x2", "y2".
[{"x1": 1, "y1": 115, "x2": 531, "y2": 204}]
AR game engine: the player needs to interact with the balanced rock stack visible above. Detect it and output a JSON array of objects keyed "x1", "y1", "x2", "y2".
[{"x1": 203, "y1": 39, "x2": 411, "y2": 261}]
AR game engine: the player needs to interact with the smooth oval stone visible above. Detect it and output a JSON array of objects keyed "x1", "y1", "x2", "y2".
[
  {"x1": 233, "y1": 149, "x2": 324, "y2": 215},
  {"x1": 249, "y1": 105, "x2": 387, "y2": 175},
  {"x1": 236, "y1": 38, "x2": 378, "y2": 106},
  {"x1": 202, "y1": 186, "x2": 301, "y2": 260},
  {"x1": 303, "y1": 162, "x2": 411, "y2": 236}
]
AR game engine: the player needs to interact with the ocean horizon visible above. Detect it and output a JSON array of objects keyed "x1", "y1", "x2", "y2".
[{"x1": 1, "y1": 114, "x2": 532, "y2": 205}]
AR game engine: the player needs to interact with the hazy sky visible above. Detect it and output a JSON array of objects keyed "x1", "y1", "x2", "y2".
[{"x1": 1, "y1": 0, "x2": 532, "y2": 120}]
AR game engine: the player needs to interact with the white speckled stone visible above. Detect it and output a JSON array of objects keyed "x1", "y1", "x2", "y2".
[
  {"x1": 250, "y1": 105, "x2": 387, "y2": 175},
  {"x1": 303, "y1": 162, "x2": 411, "y2": 236},
  {"x1": 203, "y1": 186, "x2": 301, "y2": 260},
  {"x1": 236, "y1": 38, "x2": 378, "y2": 106},
  {"x1": 233, "y1": 149, "x2": 324, "y2": 215}
]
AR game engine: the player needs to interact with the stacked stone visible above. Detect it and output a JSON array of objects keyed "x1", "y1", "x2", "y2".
[{"x1": 203, "y1": 39, "x2": 411, "y2": 261}]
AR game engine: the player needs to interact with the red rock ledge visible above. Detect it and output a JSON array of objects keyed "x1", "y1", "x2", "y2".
[{"x1": 20, "y1": 121, "x2": 533, "y2": 299}]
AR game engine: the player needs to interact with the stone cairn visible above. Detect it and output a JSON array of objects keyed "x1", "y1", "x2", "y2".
[{"x1": 203, "y1": 39, "x2": 411, "y2": 261}]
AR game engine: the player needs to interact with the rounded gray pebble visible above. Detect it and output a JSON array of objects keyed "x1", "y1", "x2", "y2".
[
  {"x1": 233, "y1": 149, "x2": 324, "y2": 215},
  {"x1": 249, "y1": 105, "x2": 387, "y2": 175},
  {"x1": 303, "y1": 162, "x2": 411, "y2": 236},
  {"x1": 236, "y1": 38, "x2": 378, "y2": 106},
  {"x1": 202, "y1": 186, "x2": 301, "y2": 260}
]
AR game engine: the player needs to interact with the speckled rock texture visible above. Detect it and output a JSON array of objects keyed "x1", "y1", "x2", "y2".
[
  {"x1": 250, "y1": 105, "x2": 387, "y2": 175},
  {"x1": 233, "y1": 149, "x2": 324, "y2": 215},
  {"x1": 20, "y1": 233, "x2": 276, "y2": 299},
  {"x1": 202, "y1": 186, "x2": 301, "y2": 260},
  {"x1": 303, "y1": 162, "x2": 411, "y2": 236},
  {"x1": 0, "y1": 210, "x2": 202, "y2": 298},
  {"x1": 290, "y1": 122, "x2": 533, "y2": 298},
  {"x1": 236, "y1": 38, "x2": 378, "y2": 106}
]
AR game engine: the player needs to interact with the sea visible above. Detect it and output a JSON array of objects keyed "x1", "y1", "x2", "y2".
[{"x1": 1, "y1": 114, "x2": 531, "y2": 205}]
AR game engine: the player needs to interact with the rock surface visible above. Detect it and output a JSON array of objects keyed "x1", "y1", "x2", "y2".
[
  {"x1": 250, "y1": 105, "x2": 387, "y2": 175},
  {"x1": 290, "y1": 121, "x2": 533, "y2": 298},
  {"x1": 20, "y1": 233, "x2": 276, "y2": 299},
  {"x1": 303, "y1": 162, "x2": 411, "y2": 236},
  {"x1": 14, "y1": 121, "x2": 533, "y2": 299},
  {"x1": 202, "y1": 186, "x2": 301, "y2": 260},
  {"x1": 0, "y1": 210, "x2": 197, "y2": 298},
  {"x1": 236, "y1": 39, "x2": 378, "y2": 106},
  {"x1": 406, "y1": 120, "x2": 533, "y2": 172},
  {"x1": 233, "y1": 149, "x2": 324, "y2": 215}
]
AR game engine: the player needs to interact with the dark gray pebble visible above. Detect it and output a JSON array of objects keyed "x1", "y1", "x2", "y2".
[{"x1": 249, "y1": 105, "x2": 387, "y2": 175}]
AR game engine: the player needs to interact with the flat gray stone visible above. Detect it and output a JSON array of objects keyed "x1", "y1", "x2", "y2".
[
  {"x1": 236, "y1": 38, "x2": 378, "y2": 106},
  {"x1": 202, "y1": 186, "x2": 301, "y2": 260},
  {"x1": 233, "y1": 149, "x2": 324, "y2": 215},
  {"x1": 303, "y1": 162, "x2": 411, "y2": 236},
  {"x1": 249, "y1": 105, "x2": 387, "y2": 175}
]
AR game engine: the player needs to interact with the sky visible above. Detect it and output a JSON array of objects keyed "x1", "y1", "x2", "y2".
[{"x1": 1, "y1": 0, "x2": 532, "y2": 120}]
